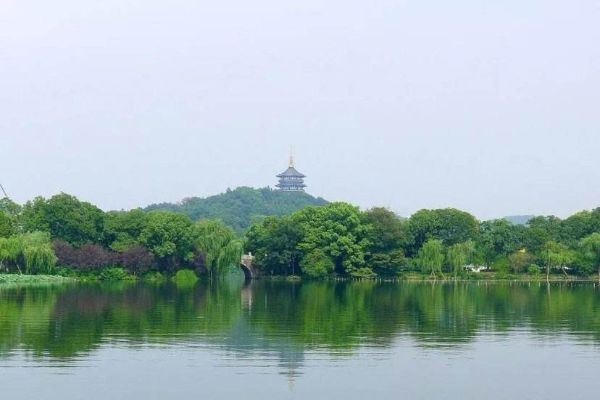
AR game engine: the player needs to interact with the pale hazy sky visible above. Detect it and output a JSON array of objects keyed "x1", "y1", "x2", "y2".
[{"x1": 1, "y1": 0, "x2": 599, "y2": 219}]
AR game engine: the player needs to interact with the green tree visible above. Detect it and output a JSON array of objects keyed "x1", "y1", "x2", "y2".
[
  {"x1": 363, "y1": 207, "x2": 412, "y2": 253},
  {"x1": 300, "y1": 249, "x2": 335, "y2": 278},
  {"x1": 476, "y1": 219, "x2": 524, "y2": 266},
  {"x1": 194, "y1": 220, "x2": 242, "y2": 279},
  {"x1": 0, "y1": 212, "x2": 16, "y2": 238},
  {"x1": 524, "y1": 216, "x2": 562, "y2": 253},
  {"x1": 103, "y1": 209, "x2": 149, "y2": 251},
  {"x1": 21, "y1": 232, "x2": 57, "y2": 274},
  {"x1": 447, "y1": 240, "x2": 474, "y2": 278},
  {"x1": 407, "y1": 208, "x2": 479, "y2": 255},
  {"x1": 294, "y1": 203, "x2": 372, "y2": 277},
  {"x1": 581, "y1": 233, "x2": 600, "y2": 283},
  {"x1": 541, "y1": 241, "x2": 575, "y2": 281},
  {"x1": 21, "y1": 194, "x2": 105, "y2": 246},
  {"x1": 138, "y1": 212, "x2": 195, "y2": 271},
  {"x1": 508, "y1": 249, "x2": 535, "y2": 274},
  {"x1": 0, "y1": 198, "x2": 21, "y2": 238},
  {"x1": 363, "y1": 208, "x2": 411, "y2": 276},
  {"x1": 0, "y1": 236, "x2": 23, "y2": 273},
  {"x1": 418, "y1": 239, "x2": 445, "y2": 277},
  {"x1": 245, "y1": 216, "x2": 303, "y2": 275},
  {"x1": 0, "y1": 232, "x2": 56, "y2": 274}
]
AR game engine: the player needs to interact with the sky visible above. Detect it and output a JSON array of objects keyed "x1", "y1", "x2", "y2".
[{"x1": 1, "y1": 0, "x2": 599, "y2": 219}]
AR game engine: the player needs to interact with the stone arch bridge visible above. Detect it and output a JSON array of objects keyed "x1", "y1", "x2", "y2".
[{"x1": 240, "y1": 254, "x2": 258, "y2": 281}]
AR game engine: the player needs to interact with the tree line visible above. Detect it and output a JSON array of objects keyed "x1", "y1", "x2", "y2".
[
  {"x1": 246, "y1": 203, "x2": 600, "y2": 280},
  {"x1": 2, "y1": 193, "x2": 600, "y2": 281},
  {"x1": 0, "y1": 194, "x2": 241, "y2": 278}
]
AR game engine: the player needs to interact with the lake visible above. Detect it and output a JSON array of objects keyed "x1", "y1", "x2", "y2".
[{"x1": 1, "y1": 280, "x2": 600, "y2": 399}]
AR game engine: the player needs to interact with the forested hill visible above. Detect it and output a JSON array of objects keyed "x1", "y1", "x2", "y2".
[{"x1": 144, "y1": 187, "x2": 328, "y2": 233}]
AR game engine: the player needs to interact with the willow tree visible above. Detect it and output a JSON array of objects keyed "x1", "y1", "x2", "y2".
[
  {"x1": 581, "y1": 233, "x2": 600, "y2": 283},
  {"x1": 21, "y1": 232, "x2": 57, "y2": 274},
  {"x1": 447, "y1": 240, "x2": 475, "y2": 278},
  {"x1": 419, "y1": 239, "x2": 445, "y2": 277},
  {"x1": 0, "y1": 236, "x2": 22, "y2": 273},
  {"x1": 194, "y1": 220, "x2": 243, "y2": 279}
]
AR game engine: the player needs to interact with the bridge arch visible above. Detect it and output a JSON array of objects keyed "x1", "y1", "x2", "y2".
[{"x1": 240, "y1": 254, "x2": 256, "y2": 281}]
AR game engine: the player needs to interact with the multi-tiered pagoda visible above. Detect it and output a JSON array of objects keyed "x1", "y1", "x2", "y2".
[{"x1": 276, "y1": 155, "x2": 306, "y2": 192}]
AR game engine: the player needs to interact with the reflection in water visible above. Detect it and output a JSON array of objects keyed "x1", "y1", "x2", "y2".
[
  {"x1": 3, "y1": 281, "x2": 600, "y2": 399},
  {"x1": 1, "y1": 280, "x2": 600, "y2": 371}
]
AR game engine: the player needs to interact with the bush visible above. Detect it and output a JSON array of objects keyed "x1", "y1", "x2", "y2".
[
  {"x1": 143, "y1": 271, "x2": 167, "y2": 284},
  {"x1": 98, "y1": 267, "x2": 133, "y2": 281},
  {"x1": 300, "y1": 250, "x2": 335, "y2": 279},
  {"x1": 528, "y1": 264, "x2": 541, "y2": 275},
  {"x1": 173, "y1": 269, "x2": 199, "y2": 287},
  {"x1": 491, "y1": 257, "x2": 510, "y2": 274},
  {"x1": 350, "y1": 267, "x2": 377, "y2": 279}
]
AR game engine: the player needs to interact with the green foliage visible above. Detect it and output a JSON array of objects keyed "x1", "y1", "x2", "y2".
[
  {"x1": 103, "y1": 209, "x2": 148, "y2": 251},
  {"x1": 173, "y1": 269, "x2": 199, "y2": 287},
  {"x1": 491, "y1": 257, "x2": 510, "y2": 274},
  {"x1": 294, "y1": 203, "x2": 372, "y2": 276},
  {"x1": 363, "y1": 208, "x2": 412, "y2": 253},
  {"x1": 0, "y1": 212, "x2": 16, "y2": 238},
  {"x1": 98, "y1": 267, "x2": 133, "y2": 281},
  {"x1": 145, "y1": 187, "x2": 328, "y2": 233},
  {"x1": 508, "y1": 250, "x2": 535, "y2": 273},
  {"x1": 245, "y1": 216, "x2": 303, "y2": 275},
  {"x1": 476, "y1": 219, "x2": 524, "y2": 266},
  {"x1": 22, "y1": 232, "x2": 57, "y2": 274},
  {"x1": 138, "y1": 212, "x2": 195, "y2": 262},
  {"x1": 581, "y1": 233, "x2": 600, "y2": 279},
  {"x1": 447, "y1": 240, "x2": 475, "y2": 277},
  {"x1": 0, "y1": 232, "x2": 56, "y2": 274},
  {"x1": 367, "y1": 250, "x2": 406, "y2": 277},
  {"x1": 21, "y1": 194, "x2": 105, "y2": 246},
  {"x1": 541, "y1": 241, "x2": 575, "y2": 278},
  {"x1": 194, "y1": 220, "x2": 243, "y2": 278},
  {"x1": 418, "y1": 239, "x2": 445, "y2": 276},
  {"x1": 3, "y1": 190, "x2": 600, "y2": 281},
  {"x1": 528, "y1": 264, "x2": 541, "y2": 275},
  {"x1": 407, "y1": 208, "x2": 479, "y2": 255},
  {"x1": 300, "y1": 250, "x2": 335, "y2": 278},
  {"x1": 142, "y1": 271, "x2": 167, "y2": 284}
]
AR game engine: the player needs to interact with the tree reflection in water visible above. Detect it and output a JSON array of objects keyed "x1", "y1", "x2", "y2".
[{"x1": 1, "y1": 280, "x2": 599, "y2": 377}]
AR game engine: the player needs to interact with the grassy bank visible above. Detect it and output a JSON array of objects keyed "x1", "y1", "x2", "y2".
[{"x1": 0, "y1": 274, "x2": 76, "y2": 286}]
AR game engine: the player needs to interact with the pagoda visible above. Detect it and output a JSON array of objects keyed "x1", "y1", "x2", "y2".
[{"x1": 276, "y1": 154, "x2": 306, "y2": 192}]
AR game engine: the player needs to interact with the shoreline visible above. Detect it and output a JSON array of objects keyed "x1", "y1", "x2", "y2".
[{"x1": 1, "y1": 272, "x2": 597, "y2": 286}]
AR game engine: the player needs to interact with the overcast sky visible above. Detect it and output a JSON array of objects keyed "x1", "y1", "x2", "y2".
[{"x1": 1, "y1": 0, "x2": 599, "y2": 219}]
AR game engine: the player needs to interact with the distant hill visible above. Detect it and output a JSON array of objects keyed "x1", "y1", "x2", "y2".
[
  {"x1": 145, "y1": 187, "x2": 328, "y2": 233},
  {"x1": 503, "y1": 215, "x2": 535, "y2": 225}
]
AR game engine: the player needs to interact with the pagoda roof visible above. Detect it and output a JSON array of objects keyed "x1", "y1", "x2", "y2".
[{"x1": 277, "y1": 166, "x2": 306, "y2": 178}]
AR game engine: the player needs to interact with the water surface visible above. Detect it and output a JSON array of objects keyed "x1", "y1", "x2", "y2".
[{"x1": 1, "y1": 280, "x2": 599, "y2": 399}]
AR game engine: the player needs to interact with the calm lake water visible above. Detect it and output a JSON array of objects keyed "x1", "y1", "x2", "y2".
[{"x1": 1, "y1": 279, "x2": 600, "y2": 399}]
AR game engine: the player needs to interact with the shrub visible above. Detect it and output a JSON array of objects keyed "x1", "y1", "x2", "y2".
[
  {"x1": 173, "y1": 269, "x2": 199, "y2": 287},
  {"x1": 98, "y1": 267, "x2": 132, "y2": 281},
  {"x1": 350, "y1": 267, "x2": 377, "y2": 279},
  {"x1": 143, "y1": 271, "x2": 167, "y2": 284},
  {"x1": 528, "y1": 264, "x2": 541, "y2": 275}
]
